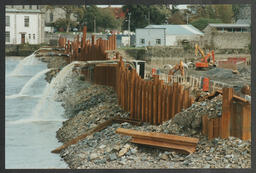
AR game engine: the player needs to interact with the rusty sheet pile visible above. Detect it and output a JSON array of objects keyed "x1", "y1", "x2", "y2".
[
  {"x1": 56, "y1": 25, "x2": 251, "y2": 144},
  {"x1": 116, "y1": 128, "x2": 199, "y2": 154}
]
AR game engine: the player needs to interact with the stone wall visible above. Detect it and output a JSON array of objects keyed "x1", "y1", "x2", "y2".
[
  {"x1": 5, "y1": 44, "x2": 41, "y2": 56},
  {"x1": 201, "y1": 31, "x2": 251, "y2": 50}
]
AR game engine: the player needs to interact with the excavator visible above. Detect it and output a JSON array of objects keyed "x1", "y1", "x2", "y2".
[
  {"x1": 194, "y1": 44, "x2": 216, "y2": 70},
  {"x1": 168, "y1": 60, "x2": 185, "y2": 76}
]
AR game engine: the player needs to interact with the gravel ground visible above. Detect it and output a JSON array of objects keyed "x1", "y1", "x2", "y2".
[
  {"x1": 54, "y1": 74, "x2": 251, "y2": 169},
  {"x1": 37, "y1": 49, "x2": 251, "y2": 169}
]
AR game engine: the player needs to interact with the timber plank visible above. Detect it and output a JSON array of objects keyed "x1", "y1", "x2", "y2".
[{"x1": 116, "y1": 128, "x2": 199, "y2": 154}]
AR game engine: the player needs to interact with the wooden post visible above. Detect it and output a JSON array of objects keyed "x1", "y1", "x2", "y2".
[
  {"x1": 141, "y1": 81, "x2": 145, "y2": 122},
  {"x1": 157, "y1": 82, "x2": 162, "y2": 124},
  {"x1": 92, "y1": 35, "x2": 95, "y2": 45},
  {"x1": 148, "y1": 82, "x2": 153, "y2": 124},
  {"x1": 166, "y1": 85, "x2": 172, "y2": 120},
  {"x1": 220, "y1": 88, "x2": 233, "y2": 138},
  {"x1": 153, "y1": 85, "x2": 158, "y2": 125},
  {"x1": 137, "y1": 78, "x2": 142, "y2": 121},
  {"x1": 183, "y1": 89, "x2": 189, "y2": 109},
  {"x1": 145, "y1": 82, "x2": 149, "y2": 122},
  {"x1": 177, "y1": 85, "x2": 184, "y2": 113},
  {"x1": 130, "y1": 69, "x2": 136, "y2": 118},
  {"x1": 121, "y1": 72, "x2": 125, "y2": 110},
  {"x1": 127, "y1": 71, "x2": 131, "y2": 112},
  {"x1": 241, "y1": 102, "x2": 251, "y2": 140},
  {"x1": 208, "y1": 118, "x2": 214, "y2": 140},
  {"x1": 171, "y1": 82, "x2": 177, "y2": 118},
  {"x1": 134, "y1": 75, "x2": 138, "y2": 119},
  {"x1": 213, "y1": 118, "x2": 220, "y2": 138},
  {"x1": 161, "y1": 85, "x2": 166, "y2": 122}
]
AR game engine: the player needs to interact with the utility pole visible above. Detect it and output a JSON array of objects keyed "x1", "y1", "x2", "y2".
[
  {"x1": 128, "y1": 12, "x2": 131, "y2": 33},
  {"x1": 94, "y1": 17, "x2": 96, "y2": 33},
  {"x1": 148, "y1": 10, "x2": 150, "y2": 25},
  {"x1": 186, "y1": 14, "x2": 189, "y2": 24}
]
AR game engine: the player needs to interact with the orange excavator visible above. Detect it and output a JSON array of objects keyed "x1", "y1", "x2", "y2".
[
  {"x1": 194, "y1": 44, "x2": 216, "y2": 70},
  {"x1": 168, "y1": 60, "x2": 185, "y2": 76}
]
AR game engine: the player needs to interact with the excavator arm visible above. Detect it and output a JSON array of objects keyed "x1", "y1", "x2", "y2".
[
  {"x1": 168, "y1": 61, "x2": 185, "y2": 76},
  {"x1": 195, "y1": 44, "x2": 205, "y2": 58}
]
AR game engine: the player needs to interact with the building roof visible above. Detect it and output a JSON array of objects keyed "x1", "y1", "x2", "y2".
[
  {"x1": 208, "y1": 23, "x2": 250, "y2": 28},
  {"x1": 145, "y1": 24, "x2": 204, "y2": 35},
  {"x1": 6, "y1": 8, "x2": 42, "y2": 13}
]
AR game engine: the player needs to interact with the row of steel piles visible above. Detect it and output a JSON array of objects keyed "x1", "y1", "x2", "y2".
[
  {"x1": 202, "y1": 88, "x2": 251, "y2": 140},
  {"x1": 115, "y1": 58, "x2": 194, "y2": 125},
  {"x1": 58, "y1": 26, "x2": 117, "y2": 62}
]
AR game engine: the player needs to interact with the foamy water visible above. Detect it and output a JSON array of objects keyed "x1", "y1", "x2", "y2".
[{"x1": 5, "y1": 56, "x2": 68, "y2": 168}]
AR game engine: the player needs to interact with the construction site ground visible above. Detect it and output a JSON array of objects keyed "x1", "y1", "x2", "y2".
[{"x1": 39, "y1": 52, "x2": 251, "y2": 169}]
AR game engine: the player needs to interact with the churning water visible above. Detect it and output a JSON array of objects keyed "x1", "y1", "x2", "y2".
[{"x1": 5, "y1": 55, "x2": 68, "y2": 168}]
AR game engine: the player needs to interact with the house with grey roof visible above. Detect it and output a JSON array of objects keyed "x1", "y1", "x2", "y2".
[
  {"x1": 203, "y1": 23, "x2": 250, "y2": 33},
  {"x1": 201, "y1": 23, "x2": 251, "y2": 50},
  {"x1": 135, "y1": 24, "x2": 204, "y2": 47}
]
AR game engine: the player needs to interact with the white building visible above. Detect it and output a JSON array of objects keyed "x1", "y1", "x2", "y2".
[
  {"x1": 5, "y1": 8, "x2": 45, "y2": 44},
  {"x1": 135, "y1": 24, "x2": 204, "y2": 47}
]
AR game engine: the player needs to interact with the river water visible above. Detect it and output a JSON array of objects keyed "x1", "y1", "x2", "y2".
[{"x1": 5, "y1": 55, "x2": 68, "y2": 168}]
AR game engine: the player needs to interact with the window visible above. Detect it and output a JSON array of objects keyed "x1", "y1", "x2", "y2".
[
  {"x1": 50, "y1": 12, "x2": 53, "y2": 22},
  {"x1": 22, "y1": 5, "x2": 25, "y2": 9},
  {"x1": 6, "y1": 16, "x2": 10, "y2": 26},
  {"x1": 6, "y1": 31, "x2": 10, "y2": 42},
  {"x1": 29, "y1": 5, "x2": 32, "y2": 9},
  {"x1": 37, "y1": 5, "x2": 39, "y2": 9},
  {"x1": 33, "y1": 34, "x2": 35, "y2": 39},
  {"x1": 24, "y1": 16, "x2": 29, "y2": 27},
  {"x1": 29, "y1": 34, "x2": 31, "y2": 39},
  {"x1": 140, "y1": 38, "x2": 145, "y2": 44},
  {"x1": 156, "y1": 39, "x2": 161, "y2": 45}
]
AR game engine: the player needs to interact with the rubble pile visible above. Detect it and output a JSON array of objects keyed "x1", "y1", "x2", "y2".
[
  {"x1": 36, "y1": 52, "x2": 251, "y2": 169},
  {"x1": 158, "y1": 95, "x2": 222, "y2": 137},
  {"x1": 55, "y1": 80, "x2": 250, "y2": 169},
  {"x1": 57, "y1": 84, "x2": 128, "y2": 143}
]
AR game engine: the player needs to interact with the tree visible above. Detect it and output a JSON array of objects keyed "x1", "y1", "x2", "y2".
[
  {"x1": 75, "y1": 5, "x2": 122, "y2": 32},
  {"x1": 191, "y1": 18, "x2": 222, "y2": 30},
  {"x1": 46, "y1": 5, "x2": 80, "y2": 32},
  {"x1": 213, "y1": 5, "x2": 234, "y2": 23},
  {"x1": 122, "y1": 5, "x2": 170, "y2": 31},
  {"x1": 168, "y1": 11, "x2": 186, "y2": 24},
  {"x1": 54, "y1": 18, "x2": 77, "y2": 32}
]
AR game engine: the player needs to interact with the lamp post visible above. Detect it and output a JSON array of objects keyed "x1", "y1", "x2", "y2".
[
  {"x1": 94, "y1": 17, "x2": 96, "y2": 33},
  {"x1": 128, "y1": 12, "x2": 131, "y2": 34}
]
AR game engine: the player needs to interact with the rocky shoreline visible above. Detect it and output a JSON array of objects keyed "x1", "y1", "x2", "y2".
[{"x1": 40, "y1": 53, "x2": 251, "y2": 169}]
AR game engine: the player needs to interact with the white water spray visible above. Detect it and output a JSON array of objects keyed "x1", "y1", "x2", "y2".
[
  {"x1": 6, "y1": 69, "x2": 50, "y2": 99},
  {"x1": 8, "y1": 52, "x2": 41, "y2": 76},
  {"x1": 30, "y1": 61, "x2": 81, "y2": 121},
  {"x1": 19, "y1": 69, "x2": 50, "y2": 95}
]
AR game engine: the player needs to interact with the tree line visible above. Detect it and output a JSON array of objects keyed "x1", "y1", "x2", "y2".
[{"x1": 47, "y1": 4, "x2": 248, "y2": 32}]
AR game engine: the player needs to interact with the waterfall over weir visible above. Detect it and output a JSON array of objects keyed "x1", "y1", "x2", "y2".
[
  {"x1": 5, "y1": 53, "x2": 68, "y2": 168},
  {"x1": 31, "y1": 61, "x2": 81, "y2": 121},
  {"x1": 8, "y1": 53, "x2": 41, "y2": 77},
  {"x1": 19, "y1": 68, "x2": 51, "y2": 96},
  {"x1": 6, "y1": 69, "x2": 51, "y2": 99}
]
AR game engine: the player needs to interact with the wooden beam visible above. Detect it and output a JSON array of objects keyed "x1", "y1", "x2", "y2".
[
  {"x1": 116, "y1": 128, "x2": 199, "y2": 154},
  {"x1": 221, "y1": 88, "x2": 233, "y2": 138}
]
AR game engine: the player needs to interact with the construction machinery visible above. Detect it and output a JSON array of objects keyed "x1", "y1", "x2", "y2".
[
  {"x1": 194, "y1": 44, "x2": 216, "y2": 70},
  {"x1": 168, "y1": 60, "x2": 185, "y2": 76}
]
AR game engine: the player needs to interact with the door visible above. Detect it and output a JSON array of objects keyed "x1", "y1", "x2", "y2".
[{"x1": 21, "y1": 34, "x2": 25, "y2": 44}]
